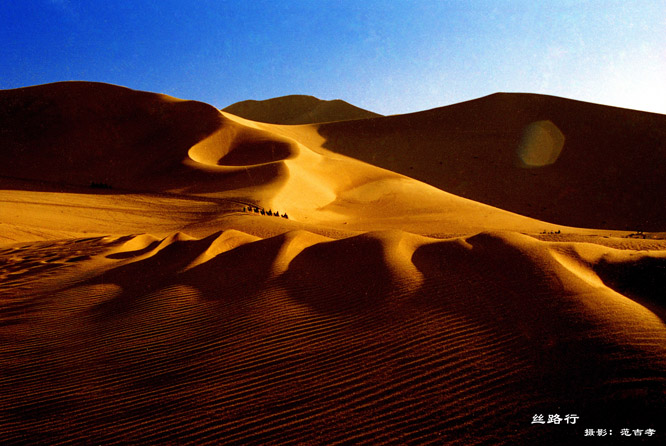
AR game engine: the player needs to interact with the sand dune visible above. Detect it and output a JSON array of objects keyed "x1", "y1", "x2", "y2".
[
  {"x1": 2, "y1": 229, "x2": 665, "y2": 444},
  {"x1": 1, "y1": 82, "x2": 570, "y2": 241},
  {"x1": 223, "y1": 94, "x2": 382, "y2": 124},
  {"x1": 1, "y1": 82, "x2": 665, "y2": 444},
  {"x1": 307, "y1": 93, "x2": 666, "y2": 231}
]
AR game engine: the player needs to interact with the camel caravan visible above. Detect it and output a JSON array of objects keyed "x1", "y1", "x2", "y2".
[{"x1": 242, "y1": 206, "x2": 288, "y2": 219}]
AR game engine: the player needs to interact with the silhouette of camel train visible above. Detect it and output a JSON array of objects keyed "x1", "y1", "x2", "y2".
[
  {"x1": 89, "y1": 181, "x2": 112, "y2": 189},
  {"x1": 242, "y1": 206, "x2": 288, "y2": 219}
]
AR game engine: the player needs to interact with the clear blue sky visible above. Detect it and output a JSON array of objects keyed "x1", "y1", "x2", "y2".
[{"x1": 2, "y1": 0, "x2": 665, "y2": 115}]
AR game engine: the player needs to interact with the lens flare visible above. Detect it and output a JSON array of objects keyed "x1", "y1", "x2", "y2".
[{"x1": 517, "y1": 120, "x2": 565, "y2": 167}]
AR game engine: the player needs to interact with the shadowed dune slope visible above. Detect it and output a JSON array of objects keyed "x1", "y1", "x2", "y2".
[
  {"x1": 1, "y1": 230, "x2": 665, "y2": 444},
  {"x1": 0, "y1": 82, "x2": 223, "y2": 188},
  {"x1": 0, "y1": 82, "x2": 306, "y2": 197},
  {"x1": 223, "y1": 94, "x2": 382, "y2": 124},
  {"x1": 313, "y1": 93, "x2": 666, "y2": 231}
]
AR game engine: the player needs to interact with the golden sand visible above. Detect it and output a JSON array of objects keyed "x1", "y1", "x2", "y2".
[{"x1": 1, "y1": 82, "x2": 664, "y2": 444}]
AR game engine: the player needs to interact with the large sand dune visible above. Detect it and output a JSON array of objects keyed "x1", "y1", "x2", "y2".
[
  {"x1": 1, "y1": 82, "x2": 665, "y2": 444},
  {"x1": 307, "y1": 93, "x2": 666, "y2": 231}
]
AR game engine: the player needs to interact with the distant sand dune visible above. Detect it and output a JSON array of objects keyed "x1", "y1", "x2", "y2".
[
  {"x1": 1, "y1": 82, "x2": 665, "y2": 444},
  {"x1": 223, "y1": 94, "x2": 382, "y2": 124}
]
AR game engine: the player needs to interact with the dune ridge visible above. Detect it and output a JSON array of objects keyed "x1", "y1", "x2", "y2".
[{"x1": 1, "y1": 82, "x2": 665, "y2": 444}]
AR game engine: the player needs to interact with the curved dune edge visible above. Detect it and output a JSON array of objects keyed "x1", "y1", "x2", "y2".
[
  {"x1": 1, "y1": 229, "x2": 665, "y2": 444},
  {"x1": 187, "y1": 121, "x2": 301, "y2": 168}
]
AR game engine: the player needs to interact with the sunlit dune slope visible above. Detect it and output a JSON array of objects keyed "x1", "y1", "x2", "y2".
[
  {"x1": 309, "y1": 93, "x2": 666, "y2": 231},
  {"x1": 1, "y1": 229, "x2": 665, "y2": 444},
  {"x1": 223, "y1": 94, "x2": 382, "y2": 124},
  {"x1": 1, "y1": 82, "x2": 565, "y2": 243}
]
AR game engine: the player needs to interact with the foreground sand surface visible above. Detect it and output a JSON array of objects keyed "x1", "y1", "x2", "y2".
[{"x1": 1, "y1": 82, "x2": 665, "y2": 444}]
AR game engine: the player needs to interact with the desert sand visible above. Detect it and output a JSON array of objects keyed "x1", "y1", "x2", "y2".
[{"x1": 1, "y1": 82, "x2": 665, "y2": 444}]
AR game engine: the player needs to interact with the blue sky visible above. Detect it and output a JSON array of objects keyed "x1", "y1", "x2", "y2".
[{"x1": 2, "y1": 1, "x2": 665, "y2": 115}]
